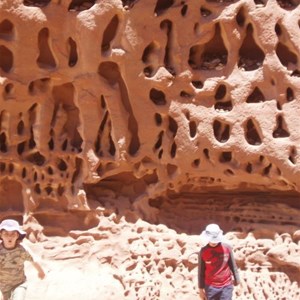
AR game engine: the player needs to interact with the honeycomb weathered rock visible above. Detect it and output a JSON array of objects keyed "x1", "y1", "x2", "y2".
[{"x1": 0, "y1": 0, "x2": 300, "y2": 299}]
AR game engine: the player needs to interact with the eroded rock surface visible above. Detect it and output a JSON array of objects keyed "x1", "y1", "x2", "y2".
[{"x1": 0, "y1": 0, "x2": 300, "y2": 299}]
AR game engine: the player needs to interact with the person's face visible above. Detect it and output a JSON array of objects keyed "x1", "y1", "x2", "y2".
[
  {"x1": 0, "y1": 230, "x2": 19, "y2": 249},
  {"x1": 208, "y1": 242, "x2": 218, "y2": 247}
]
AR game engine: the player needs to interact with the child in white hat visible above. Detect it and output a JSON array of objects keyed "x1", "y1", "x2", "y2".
[{"x1": 0, "y1": 219, "x2": 45, "y2": 300}]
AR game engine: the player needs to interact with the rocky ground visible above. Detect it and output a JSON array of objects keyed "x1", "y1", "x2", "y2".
[{"x1": 23, "y1": 192, "x2": 300, "y2": 300}]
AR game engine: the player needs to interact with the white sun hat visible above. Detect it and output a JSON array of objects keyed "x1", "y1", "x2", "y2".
[
  {"x1": 0, "y1": 219, "x2": 26, "y2": 239},
  {"x1": 200, "y1": 223, "x2": 224, "y2": 245}
]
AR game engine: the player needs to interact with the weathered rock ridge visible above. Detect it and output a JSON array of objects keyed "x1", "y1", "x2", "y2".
[{"x1": 0, "y1": 0, "x2": 300, "y2": 299}]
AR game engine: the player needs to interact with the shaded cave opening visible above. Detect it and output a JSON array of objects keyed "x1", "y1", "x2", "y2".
[
  {"x1": 0, "y1": 45, "x2": 13, "y2": 73},
  {"x1": 98, "y1": 62, "x2": 140, "y2": 156},
  {"x1": 147, "y1": 190, "x2": 300, "y2": 237},
  {"x1": 101, "y1": 15, "x2": 119, "y2": 55},
  {"x1": 189, "y1": 23, "x2": 228, "y2": 70},
  {"x1": 0, "y1": 19, "x2": 14, "y2": 40},
  {"x1": 83, "y1": 174, "x2": 300, "y2": 240},
  {"x1": 68, "y1": 0, "x2": 96, "y2": 11},
  {"x1": 0, "y1": 178, "x2": 24, "y2": 221},
  {"x1": 32, "y1": 211, "x2": 99, "y2": 236},
  {"x1": 238, "y1": 24, "x2": 265, "y2": 71}
]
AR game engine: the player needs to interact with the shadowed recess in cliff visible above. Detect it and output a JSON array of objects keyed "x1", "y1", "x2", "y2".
[
  {"x1": 35, "y1": 192, "x2": 69, "y2": 212},
  {"x1": 286, "y1": 87, "x2": 295, "y2": 102},
  {"x1": 0, "y1": 178, "x2": 24, "y2": 213},
  {"x1": 244, "y1": 118, "x2": 262, "y2": 145},
  {"x1": 28, "y1": 104, "x2": 38, "y2": 149},
  {"x1": 142, "y1": 41, "x2": 161, "y2": 77},
  {"x1": 32, "y1": 211, "x2": 99, "y2": 236},
  {"x1": 101, "y1": 15, "x2": 119, "y2": 55},
  {"x1": 0, "y1": 111, "x2": 9, "y2": 153},
  {"x1": 276, "y1": 42, "x2": 298, "y2": 71},
  {"x1": 15, "y1": 104, "x2": 40, "y2": 159},
  {"x1": 0, "y1": 45, "x2": 13, "y2": 73},
  {"x1": 238, "y1": 24, "x2": 265, "y2": 71},
  {"x1": 184, "y1": 110, "x2": 197, "y2": 139},
  {"x1": 276, "y1": 0, "x2": 298, "y2": 10},
  {"x1": 68, "y1": 0, "x2": 96, "y2": 11},
  {"x1": 214, "y1": 84, "x2": 233, "y2": 111},
  {"x1": 0, "y1": 19, "x2": 14, "y2": 41},
  {"x1": 94, "y1": 96, "x2": 116, "y2": 157},
  {"x1": 236, "y1": 6, "x2": 246, "y2": 26},
  {"x1": 71, "y1": 157, "x2": 83, "y2": 188},
  {"x1": 152, "y1": 115, "x2": 178, "y2": 159},
  {"x1": 272, "y1": 115, "x2": 290, "y2": 138},
  {"x1": 52, "y1": 83, "x2": 83, "y2": 152},
  {"x1": 68, "y1": 37, "x2": 78, "y2": 67},
  {"x1": 274, "y1": 22, "x2": 299, "y2": 72},
  {"x1": 84, "y1": 170, "x2": 159, "y2": 206},
  {"x1": 160, "y1": 19, "x2": 176, "y2": 75},
  {"x1": 288, "y1": 146, "x2": 297, "y2": 165},
  {"x1": 168, "y1": 116, "x2": 178, "y2": 158},
  {"x1": 28, "y1": 78, "x2": 51, "y2": 95},
  {"x1": 149, "y1": 88, "x2": 167, "y2": 105},
  {"x1": 23, "y1": 0, "x2": 51, "y2": 7},
  {"x1": 98, "y1": 62, "x2": 140, "y2": 156},
  {"x1": 188, "y1": 23, "x2": 228, "y2": 70},
  {"x1": 246, "y1": 87, "x2": 266, "y2": 103},
  {"x1": 0, "y1": 132, "x2": 8, "y2": 153},
  {"x1": 213, "y1": 119, "x2": 230, "y2": 143},
  {"x1": 3, "y1": 82, "x2": 14, "y2": 100},
  {"x1": 147, "y1": 191, "x2": 300, "y2": 235},
  {"x1": 121, "y1": 0, "x2": 139, "y2": 9},
  {"x1": 37, "y1": 28, "x2": 56, "y2": 69},
  {"x1": 154, "y1": 0, "x2": 174, "y2": 16}
]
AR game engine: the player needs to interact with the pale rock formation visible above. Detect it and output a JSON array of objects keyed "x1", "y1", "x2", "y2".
[{"x1": 0, "y1": 0, "x2": 300, "y2": 299}]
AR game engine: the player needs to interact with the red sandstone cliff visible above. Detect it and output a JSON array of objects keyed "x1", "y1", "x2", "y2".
[{"x1": 0, "y1": 0, "x2": 300, "y2": 299}]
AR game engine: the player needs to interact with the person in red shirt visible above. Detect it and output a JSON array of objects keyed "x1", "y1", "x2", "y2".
[{"x1": 198, "y1": 224, "x2": 240, "y2": 300}]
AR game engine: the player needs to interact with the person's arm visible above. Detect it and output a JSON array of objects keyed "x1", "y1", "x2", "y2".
[
  {"x1": 22, "y1": 245, "x2": 46, "y2": 279},
  {"x1": 199, "y1": 288, "x2": 206, "y2": 300},
  {"x1": 227, "y1": 246, "x2": 240, "y2": 285},
  {"x1": 31, "y1": 260, "x2": 45, "y2": 279},
  {"x1": 198, "y1": 250, "x2": 207, "y2": 299}
]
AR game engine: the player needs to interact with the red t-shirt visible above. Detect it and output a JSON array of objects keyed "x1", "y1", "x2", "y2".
[{"x1": 198, "y1": 243, "x2": 239, "y2": 288}]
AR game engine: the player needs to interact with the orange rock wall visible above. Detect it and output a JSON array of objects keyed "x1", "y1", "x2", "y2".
[
  {"x1": 1, "y1": 0, "x2": 300, "y2": 218},
  {"x1": 0, "y1": 0, "x2": 300, "y2": 299}
]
